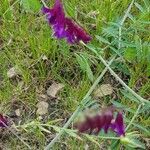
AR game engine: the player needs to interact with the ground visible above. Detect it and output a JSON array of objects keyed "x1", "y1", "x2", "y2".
[{"x1": 0, "y1": 0, "x2": 150, "y2": 149}]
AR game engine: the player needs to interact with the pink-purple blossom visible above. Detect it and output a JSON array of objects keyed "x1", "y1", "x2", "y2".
[
  {"x1": 76, "y1": 106, "x2": 125, "y2": 136},
  {"x1": 0, "y1": 114, "x2": 8, "y2": 127},
  {"x1": 42, "y1": 0, "x2": 91, "y2": 44}
]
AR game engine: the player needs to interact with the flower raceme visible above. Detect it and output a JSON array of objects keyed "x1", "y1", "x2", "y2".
[
  {"x1": 42, "y1": 0, "x2": 91, "y2": 44},
  {"x1": 76, "y1": 106, "x2": 125, "y2": 136},
  {"x1": 0, "y1": 114, "x2": 8, "y2": 127}
]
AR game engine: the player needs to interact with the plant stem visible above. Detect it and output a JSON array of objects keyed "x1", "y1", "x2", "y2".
[
  {"x1": 118, "y1": 0, "x2": 135, "y2": 49},
  {"x1": 85, "y1": 134, "x2": 120, "y2": 140},
  {"x1": 44, "y1": 56, "x2": 116, "y2": 150},
  {"x1": 125, "y1": 104, "x2": 142, "y2": 131}
]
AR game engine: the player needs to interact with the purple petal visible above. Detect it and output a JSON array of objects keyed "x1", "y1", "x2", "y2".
[
  {"x1": 0, "y1": 114, "x2": 8, "y2": 127},
  {"x1": 53, "y1": 24, "x2": 66, "y2": 39},
  {"x1": 65, "y1": 18, "x2": 92, "y2": 44},
  {"x1": 41, "y1": 6, "x2": 51, "y2": 14},
  {"x1": 111, "y1": 112, "x2": 125, "y2": 136},
  {"x1": 94, "y1": 115, "x2": 104, "y2": 133},
  {"x1": 77, "y1": 119, "x2": 91, "y2": 133},
  {"x1": 102, "y1": 110, "x2": 114, "y2": 133}
]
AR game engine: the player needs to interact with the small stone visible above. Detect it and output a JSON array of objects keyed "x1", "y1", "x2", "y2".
[
  {"x1": 47, "y1": 83, "x2": 64, "y2": 98},
  {"x1": 94, "y1": 84, "x2": 113, "y2": 98},
  {"x1": 36, "y1": 101, "x2": 49, "y2": 115}
]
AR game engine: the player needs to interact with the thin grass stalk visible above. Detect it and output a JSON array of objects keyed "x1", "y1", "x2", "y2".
[{"x1": 125, "y1": 104, "x2": 142, "y2": 131}]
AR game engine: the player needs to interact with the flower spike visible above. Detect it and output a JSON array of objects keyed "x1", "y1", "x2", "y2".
[
  {"x1": 76, "y1": 106, "x2": 125, "y2": 136},
  {"x1": 42, "y1": 0, "x2": 91, "y2": 44}
]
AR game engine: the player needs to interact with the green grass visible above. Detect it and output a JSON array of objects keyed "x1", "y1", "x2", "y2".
[{"x1": 0, "y1": 0, "x2": 150, "y2": 149}]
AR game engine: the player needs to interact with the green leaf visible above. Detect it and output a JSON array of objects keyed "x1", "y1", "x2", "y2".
[
  {"x1": 75, "y1": 54, "x2": 87, "y2": 72},
  {"x1": 120, "y1": 137, "x2": 146, "y2": 149},
  {"x1": 75, "y1": 54, "x2": 94, "y2": 82},
  {"x1": 52, "y1": 126, "x2": 82, "y2": 140},
  {"x1": 96, "y1": 35, "x2": 111, "y2": 45},
  {"x1": 125, "y1": 119, "x2": 149, "y2": 135},
  {"x1": 124, "y1": 48, "x2": 136, "y2": 61},
  {"x1": 39, "y1": 126, "x2": 51, "y2": 134},
  {"x1": 85, "y1": 44, "x2": 99, "y2": 55},
  {"x1": 111, "y1": 61, "x2": 130, "y2": 75},
  {"x1": 20, "y1": 0, "x2": 41, "y2": 12},
  {"x1": 112, "y1": 101, "x2": 135, "y2": 113},
  {"x1": 121, "y1": 90, "x2": 140, "y2": 103},
  {"x1": 85, "y1": 134, "x2": 100, "y2": 147},
  {"x1": 110, "y1": 140, "x2": 120, "y2": 150},
  {"x1": 85, "y1": 59, "x2": 94, "y2": 82},
  {"x1": 109, "y1": 46, "x2": 123, "y2": 57},
  {"x1": 134, "y1": 2, "x2": 144, "y2": 12}
]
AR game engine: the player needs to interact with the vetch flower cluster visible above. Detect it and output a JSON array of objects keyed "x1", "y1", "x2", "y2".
[
  {"x1": 76, "y1": 106, "x2": 125, "y2": 136},
  {"x1": 42, "y1": 0, "x2": 91, "y2": 44}
]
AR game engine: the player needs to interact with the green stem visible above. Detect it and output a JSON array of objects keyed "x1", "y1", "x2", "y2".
[
  {"x1": 85, "y1": 134, "x2": 120, "y2": 140},
  {"x1": 44, "y1": 56, "x2": 116, "y2": 150},
  {"x1": 125, "y1": 104, "x2": 142, "y2": 131},
  {"x1": 118, "y1": 0, "x2": 135, "y2": 49}
]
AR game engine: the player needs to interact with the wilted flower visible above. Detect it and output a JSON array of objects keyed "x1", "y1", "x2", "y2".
[
  {"x1": 42, "y1": 0, "x2": 91, "y2": 44},
  {"x1": 0, "y1": 114, "x2": 8, "y2": 127},
  {"x1": 76, "y1": 106, "x2": 125, "y2": 136}
]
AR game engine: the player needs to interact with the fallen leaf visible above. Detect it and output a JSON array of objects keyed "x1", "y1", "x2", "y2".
[
  {"x1": 47, "y1": 83, "x2": 64, "y2": 98},
  {"x1": 36, "y1": 101, "x2": 49, "y2": 115},
  {"x1": 94, "y1": 84, "x2": 113, "y2": 98}
]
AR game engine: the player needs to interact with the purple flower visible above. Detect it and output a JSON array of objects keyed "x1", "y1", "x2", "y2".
[
  {"x1": 42, "y1": 0, "x2": 91, "y2": 44},
  {"x1": 76, "y1": 106, "x2": 125, "y2": 136},
  {"x1": 0, "y1": 114, "x2": 8, "y2": 127}
]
